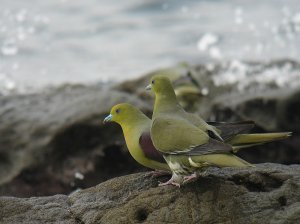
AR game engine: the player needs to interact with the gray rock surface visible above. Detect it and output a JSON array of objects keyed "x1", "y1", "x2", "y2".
[
  {"x1": 0, "y1": 84, "x2": 151, "y2": 196},
  {"x1": 1, "y1": 163, "x2": 300, "y2": 224}
]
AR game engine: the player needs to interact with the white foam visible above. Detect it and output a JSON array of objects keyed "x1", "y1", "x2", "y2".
[
  {"x1": 212, "y1": 60, "x2": 300, "y2": 91},
  {"x1": 197, "y1": 33, "x2": 219, "y2": 51},
  {"x1": 209, "y1": 46, "x2": 222, "y2": 59}
]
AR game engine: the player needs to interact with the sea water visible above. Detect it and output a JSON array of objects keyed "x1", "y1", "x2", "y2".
[{"x1": 0, "y1": 0, "x2": 300, "y2": 94}]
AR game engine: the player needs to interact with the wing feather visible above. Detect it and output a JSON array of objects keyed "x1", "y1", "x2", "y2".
[
  {"x1": 151, "y1": 116, "x2": 209, "y2": 154},
  {"x1": 139, "y1": 132, "x2": 165, "y2": 163},
  {"x1": 207, "y1": 121, "x2": 255, "y2": 141},
  {"x1": 178, "y1": 138, "x2": 232, "y2": 156}
]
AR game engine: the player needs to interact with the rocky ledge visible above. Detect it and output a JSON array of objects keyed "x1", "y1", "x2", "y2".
[{"x1": 1, "y1": 163, "x2": 300, "y2": 224}]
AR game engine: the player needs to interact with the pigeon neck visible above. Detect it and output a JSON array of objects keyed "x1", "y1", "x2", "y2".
[
  {"x1": 153, "y1": 92, "x2": 178, "y2": 118},
  {"x1": 121, "y1": 113, "x2": 150, "y2": 133}
]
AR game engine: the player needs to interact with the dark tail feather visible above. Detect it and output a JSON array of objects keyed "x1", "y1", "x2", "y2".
[{"x1": 208, "y1": 121, "x2": 255, "y2": 141}]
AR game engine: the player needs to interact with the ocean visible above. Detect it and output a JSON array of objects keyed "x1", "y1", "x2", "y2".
[{"x1": 1, "y1": 0, "x2": 300, "y2": 94}]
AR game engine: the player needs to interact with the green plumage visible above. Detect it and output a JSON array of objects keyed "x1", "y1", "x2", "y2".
[
  {"x1": 104, "y1": 103, "x2": 170, "y2": 172},
  {"x1": 151, "y1": 116, "x2": 209, "y2": 153},
  {"x1": 147, "y1": 75, "x2": 291, "y2": 186}
]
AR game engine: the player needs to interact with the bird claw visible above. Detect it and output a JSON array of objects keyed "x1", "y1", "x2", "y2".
[
  {"x1": 145, "y1": 170, "x2": 171, "y2": 178},
  {"x1": 158, "y1": 180, "x2": 181, "y2": 188},
  {"x1": 183, "y1": 173, "x2": 198, "y2": 184}
]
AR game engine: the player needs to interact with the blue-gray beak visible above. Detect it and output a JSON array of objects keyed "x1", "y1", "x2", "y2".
[
  {"x1": 145, "y1": 84, "x2": 152, "y2": 90},
  {"x1": 103, "y1": 114, "x2": 112, "y2": 124}
]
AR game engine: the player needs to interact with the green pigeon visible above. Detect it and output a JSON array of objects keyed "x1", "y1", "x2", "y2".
[
  {"x1": 147, "y1": 75, "x2": 292, "y2": 187},
  {"x1": 103, "y1": 103, "x2": 170, "y2": 175}
]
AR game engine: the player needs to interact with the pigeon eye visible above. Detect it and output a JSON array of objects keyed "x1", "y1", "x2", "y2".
[
  {"x1": 151, "y1": 80, "x2": 155, "y2": 84},
  {"x1": 115, "y1": 108, "x2": 120, "y2": 114}
]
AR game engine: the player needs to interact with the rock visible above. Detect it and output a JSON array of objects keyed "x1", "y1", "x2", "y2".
[
  {"x1": 0, "y1": 84, "x2": 151, "y2": 196},
  {"x1": 1, "y1": 163, "x2": 300, "y2": 224}
]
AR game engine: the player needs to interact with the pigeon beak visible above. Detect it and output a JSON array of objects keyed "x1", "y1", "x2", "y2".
[
  {"x1": 145, "y1": 84, "x2": 152, "y2": 91},
  {"x1": 103, "y1": 114, "x2": 113, "y2": 124}
]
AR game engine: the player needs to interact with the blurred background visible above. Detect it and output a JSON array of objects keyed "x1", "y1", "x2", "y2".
[
  {"x1": 0, "y1": 0, "x2": 299, "y2": 197},
  {"x1": 1, "y1": 0, "x2": 300, "y2": 94}
]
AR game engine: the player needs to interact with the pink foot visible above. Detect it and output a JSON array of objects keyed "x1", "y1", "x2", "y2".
[
  {"x1": 145, "y1": 170, "x2": 171, "y2": 178},
  {"x1": 183, "y1": 173, "x2": 198, "y2": 184},
  {"x1": 158, "y1": 179, "x2": 181, "y2": 188}
]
